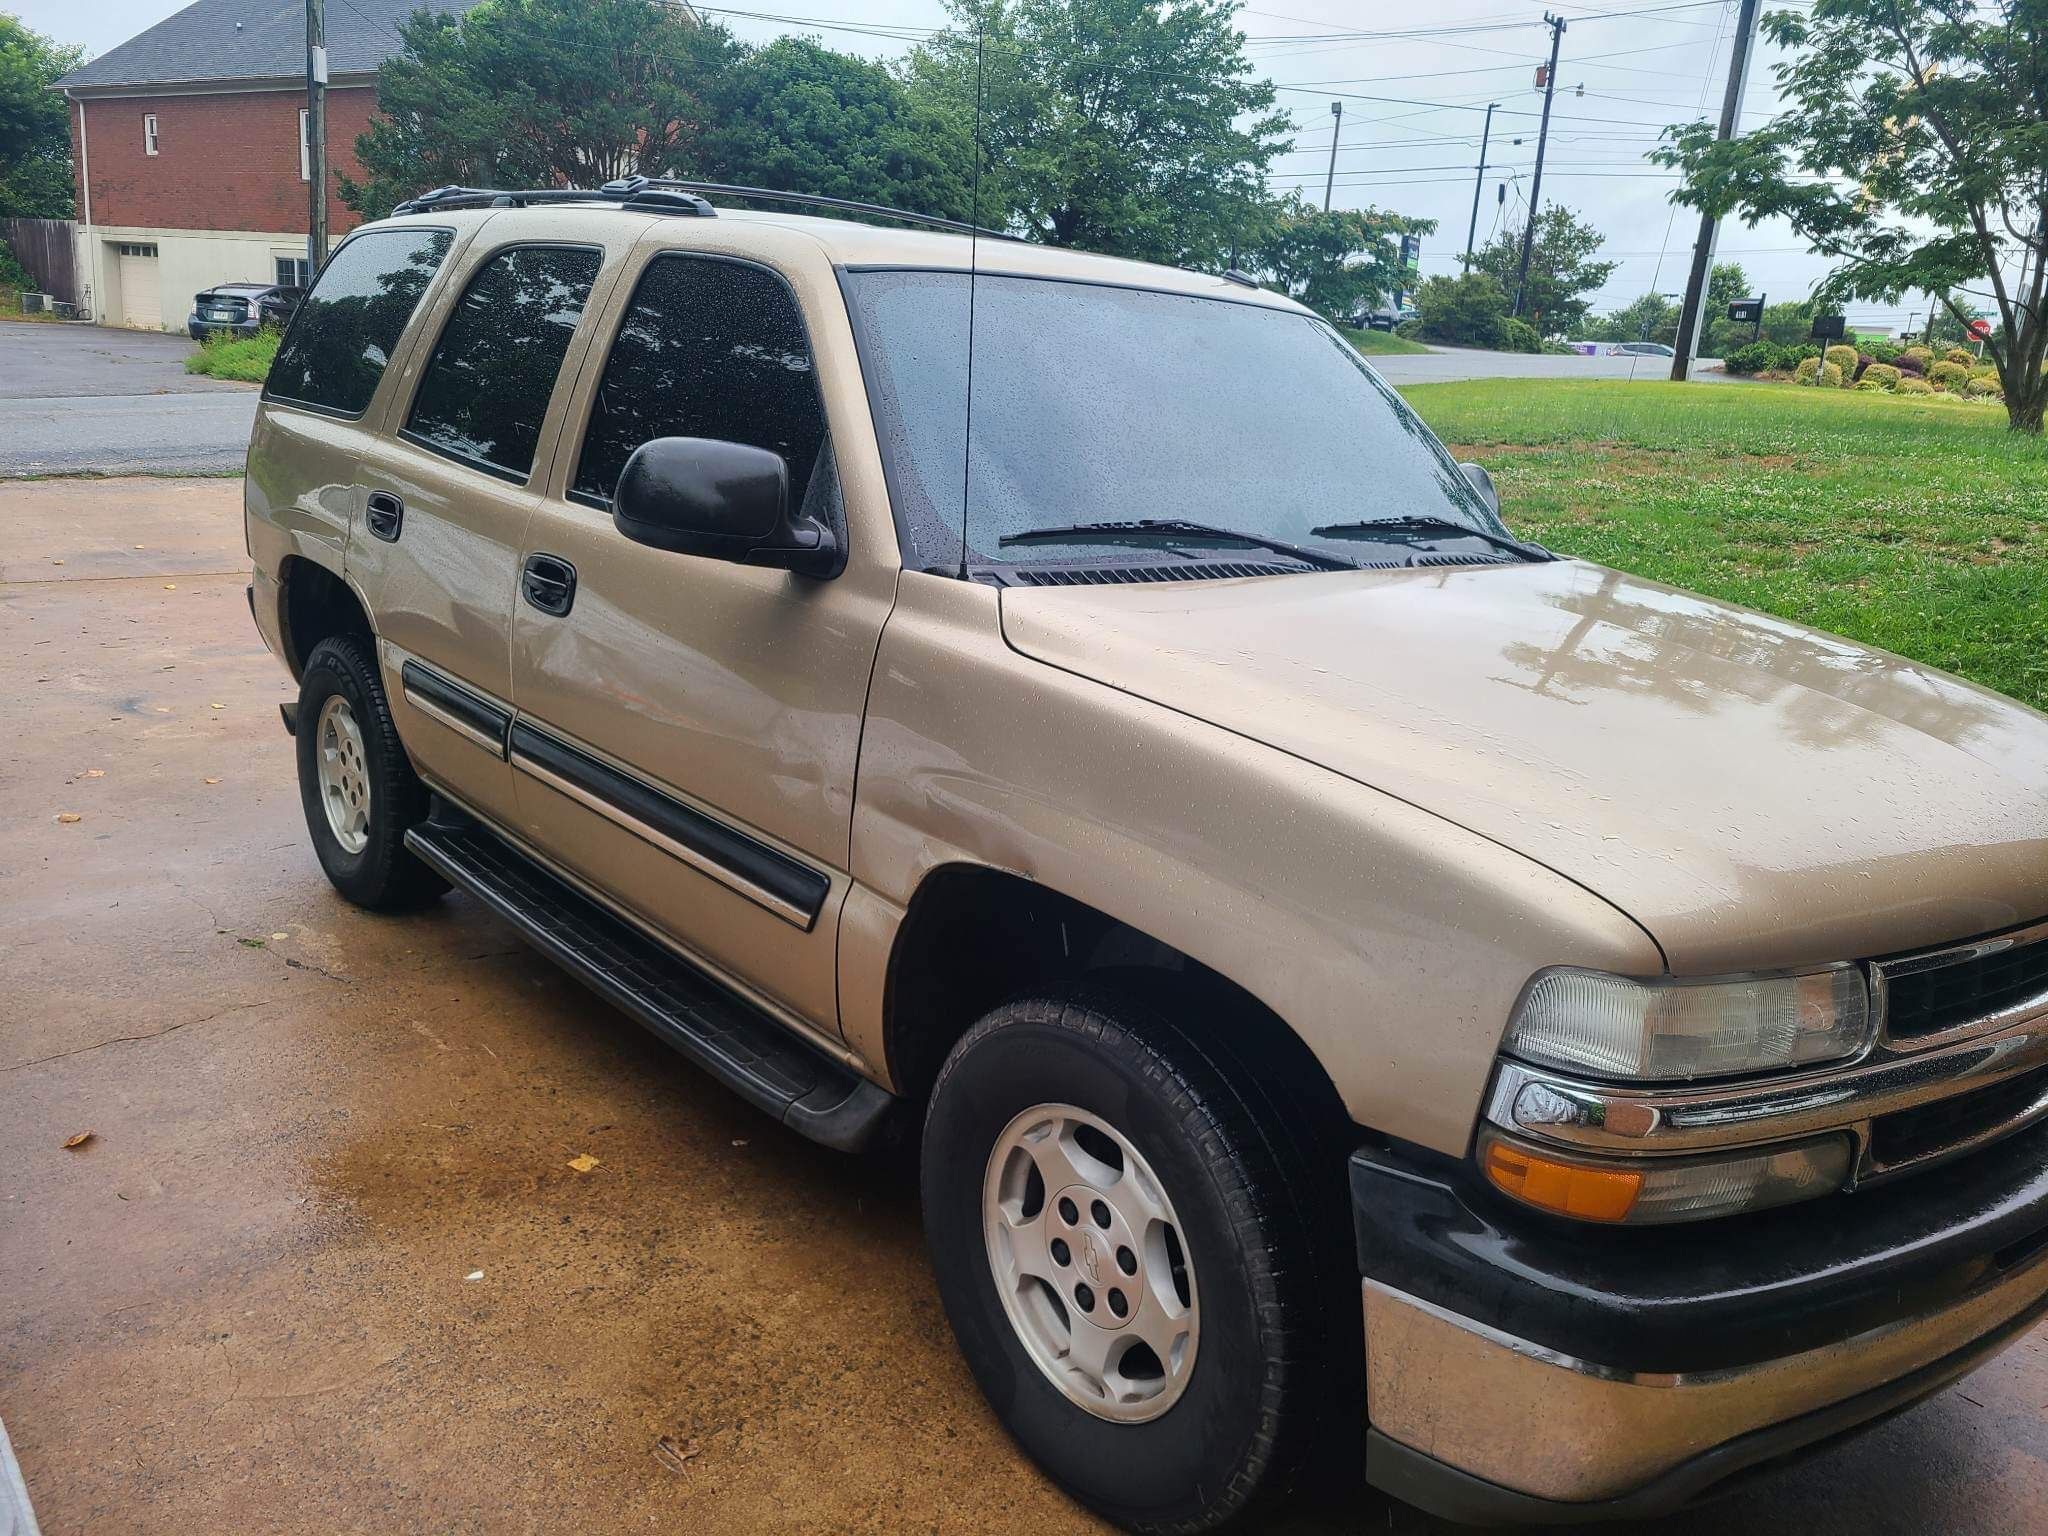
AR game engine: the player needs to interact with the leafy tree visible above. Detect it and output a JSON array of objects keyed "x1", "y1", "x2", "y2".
[
  {"x1": 1588, "y1": 292, "x2": 1681, "y2": 345},
  {"x1": 1411, "y1": 271, "x2": 1511, "y2": 348},
  {"x1": 343, "y1": 0, "x2": 737, "y2": 219},
  {"x1": 1244, "y1": 195, "x2": 1434, "y2": 318},
  {"x1": 1655, "y1": 0, "x2": 2048, "y2": 433},
  {"x1": 0, "y1": 14, "x2": 84, "y2": 218},
  {"x1": 1700, "y1": 260, "x2": 1753, "y2": 354},
  {"x1": 703, "y1": 38, "x2": 974, "y2": 223},
  {"x1": 1472, "y1": 205, "x2": 1617, "y2": 337},
  {"x1": 904, "y1": 0, "x2": 1291, "y2": 268},
  {"x1": 1757, "y1": 296, "x2": 1818, "y2": 346}
]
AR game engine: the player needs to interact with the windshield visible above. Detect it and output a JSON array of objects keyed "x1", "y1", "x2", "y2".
[{"x1": 842, "y1": 269, "x2": 1507, "y2": 574}]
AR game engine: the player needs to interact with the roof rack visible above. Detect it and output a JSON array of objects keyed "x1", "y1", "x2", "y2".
[{"x1": 387, "y1": 176, "x2": 1016, "y2": 240}]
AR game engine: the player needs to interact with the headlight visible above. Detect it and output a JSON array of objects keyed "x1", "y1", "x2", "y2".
[
  {"x1": 1480, "y1": 1130, "x2": 1853, "y2": 1224},
  {"x1": 1503, "y1": 966, "x2": 1871, "y2": 1082}
]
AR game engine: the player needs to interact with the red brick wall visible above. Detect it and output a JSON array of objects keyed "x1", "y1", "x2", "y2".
[{"x1": 70, "y1": 86, "x2": 378, "y2": 235}]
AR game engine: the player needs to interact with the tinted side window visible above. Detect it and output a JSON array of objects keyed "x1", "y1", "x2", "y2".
[
  {"x1": 573, "y1": 255, "x2": 826, "y2": 507},
  {"x1": 404, "y1": 244, "x2": 603, "y2": 480},
  {"x1": 265, "y1": 227, "x2": 452, "y2": 416}
]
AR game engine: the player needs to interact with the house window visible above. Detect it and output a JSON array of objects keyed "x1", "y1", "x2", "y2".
[
  {"x1": 275, "y1": 256, "x2": 313, "y2": 288},
  {"x1": 299, "y1": 109, "x2": 310, "y2": 181},
  {"x1": 117, "y1": 243, "x2": 158, "y2": 258},
  {"x1": 143, "y1": 113, "x2": 159, "y2": 155}
]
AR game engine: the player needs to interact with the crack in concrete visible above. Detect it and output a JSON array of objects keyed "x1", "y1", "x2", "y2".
[{"x1": 1, "y1": 995, "x2": 292, "y2": 1074}]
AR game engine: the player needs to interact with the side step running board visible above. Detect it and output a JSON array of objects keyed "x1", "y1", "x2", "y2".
[{"x1": 406, "y1": 812, "x2": 895, "y2": 1153}]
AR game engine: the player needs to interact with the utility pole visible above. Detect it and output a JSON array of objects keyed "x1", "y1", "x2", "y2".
[
  {"x1": 1323, "y1": 100, "x2": 1342, "y2": 213},
  {"x1": 306, "y1": 0, "x2": 328, "y2": 273},
  {"x1": 1670, "y1": 0, "x2": 1762, "y2": 381},
  {"x1": 1512, "y1": 14, "x2": 1566, "y2": 317},
  {"x1": 1464, "y1": 103, "x2": 1499, "y2": 267}
]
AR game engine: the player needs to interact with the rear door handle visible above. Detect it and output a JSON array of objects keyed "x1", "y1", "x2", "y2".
[
  {"x1": 365, "y1": 490, "x2": 404, "y2": 542},
  {"x1": 522, "y1": 553, "x2": 577, "y2": 617}
]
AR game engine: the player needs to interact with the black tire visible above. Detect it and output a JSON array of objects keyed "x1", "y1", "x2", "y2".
[
  {"x1": 922, "y1": 991, "x2": 1347, "y2": 1534},
  {"x1": 294, "y1": 634, "x2": 447, "y2": 910}
]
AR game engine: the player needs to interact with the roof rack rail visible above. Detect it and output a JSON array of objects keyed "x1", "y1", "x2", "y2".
[
  {"x1": 389, "y1": 186, "x2": 621, "y2": 216},
  {"x1": 600, "y1": 177, "x2": 1019, "y2": 240}
]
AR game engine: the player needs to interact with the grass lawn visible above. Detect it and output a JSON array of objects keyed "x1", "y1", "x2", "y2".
[
  {"x1": 185, "y1": 327, "x2": 281, "y2": 383},
  {"x1": 1346, "y1": 327, "x2": 1431, "y2": 357},
  {"x1": 1400, "y1": 379, "x2": 2048, "y2": 713}
]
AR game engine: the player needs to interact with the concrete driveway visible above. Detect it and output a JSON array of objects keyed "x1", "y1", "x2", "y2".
[
  {"x1": 0, "y1": 323, "x2": 259, "y2": 478},
  {"x1": 4, "y1": 479, "x2": 2044, "y2": 1535},
  {"x1": 1368, "y1": 347, "x2": 1729, "y2": 387}
]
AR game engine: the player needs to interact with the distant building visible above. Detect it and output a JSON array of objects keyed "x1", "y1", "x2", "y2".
[{"x1": 54, "y1": 0, "x2": 484, "y2": 330}]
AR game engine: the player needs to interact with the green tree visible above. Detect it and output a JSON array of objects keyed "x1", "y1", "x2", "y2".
[
  {"x1": 0, "y1": 14, "x2": 84, "y2": 218},
  {"x1": 343, "y1": 0, "x2": 737, "y2": 219},
  {"x1": 1655, "y1": 0, "x2": 2048, "y2": 433},
  {"x1": 1472, "y1": 205, "x2": 1617, "y2": 337},
  {"x1": 1412, "y1": 270, "x2": 1511, "y2": 349},
  {"x1": 1588, "y1": 292, "x2": 1681, "y2": 345},
  {"x1": 1700, "y1": 260, "x2": 1753, "y2": 355},
  {"x1": 704, "y1": 38, "x2": 973, "y2": 222},
  {"x1": 904, "y1": 0, "x2": 1291, "y2": 267},
  {"x1": 1244, "y1": 195, "x2": 1433, "y2": 318}
]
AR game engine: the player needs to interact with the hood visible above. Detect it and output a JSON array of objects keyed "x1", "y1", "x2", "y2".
[{"x1": 1000, "y1": 560, "x2": 2048, "y2": 974}]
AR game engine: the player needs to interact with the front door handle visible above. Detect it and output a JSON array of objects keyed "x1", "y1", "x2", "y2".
[
  {"x1": 522, "y1": 553, "x2": 577, "y2": 617},
  {"x1": 365, "y1": 490, "x2": 404, "y2": 542}
]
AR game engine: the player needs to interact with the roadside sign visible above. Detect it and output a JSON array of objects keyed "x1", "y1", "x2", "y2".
[
  {"x1": 1810, "y1": 314, "x2": 1847, "y2": 341},
  {"x1": 1727, "y1": 298, "x2": 1763, "y2": 323},
  {"x1": 1968, "y1": 318, "x2": 1992, "y2": 339}
]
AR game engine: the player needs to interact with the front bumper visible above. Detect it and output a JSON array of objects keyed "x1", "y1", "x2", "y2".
[{"x1": 1353, "y1": 1123, "x2": 2048, "y2": 1522}]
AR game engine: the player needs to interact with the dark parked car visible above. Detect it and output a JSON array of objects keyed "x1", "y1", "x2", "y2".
[{"x1": 188, "y1": 282, "x2": 305, "y2": 340}]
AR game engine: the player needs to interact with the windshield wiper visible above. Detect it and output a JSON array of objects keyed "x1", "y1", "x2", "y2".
[
  {"x1": 1309, "y1": 516, "x2": 1551, "y2": 561},
  {"x1": 999, "y1": 518, "x2": 1354, "y2": 571}
]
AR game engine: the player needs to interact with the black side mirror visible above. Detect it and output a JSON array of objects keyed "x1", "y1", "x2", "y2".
[
  {"x1": 1458, "y1": 460, "x2": 1501, "y2": 517},
  {"x1": 614, "y1": 437, "x2": 841, "y2": 578}
]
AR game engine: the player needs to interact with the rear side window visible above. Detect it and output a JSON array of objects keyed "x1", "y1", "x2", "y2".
[
  {"x1": 572, "y1": 254, "x2": 827, "y2": 507},
  {"x1": 403, "y1": 244, "x2": 603, "y2": 481},
  {"x1": 265, "y1": 226, "x2": 453, "y2": 417}
]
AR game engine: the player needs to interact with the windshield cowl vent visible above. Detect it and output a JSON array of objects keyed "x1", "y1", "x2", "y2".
[{"x1": 1008, "y1": 561, "x2": 1312, "y2": 586}]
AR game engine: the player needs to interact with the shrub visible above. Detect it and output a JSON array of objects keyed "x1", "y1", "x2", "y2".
[
  {"x1": 1970, "y1": 363, "x2": 1998, "y2": 381},
  {"x1": 1900, "y1": 345, "x2": 1934, "y2": 370},
  {"x1": 1859, "y1": 336, "x2": 1902, "y2": 363},
  {"x1": 1794, "y1": 356, "x2": 1845, "y2": 386},
  {"x1": 1500, "y1": 316, "x2": 1543, "y2": 354},
  {"x1": 1725, "y1": 341, "x2": 1776, "y2": 375},
  {"x1": 1929, "y1": 359, "x2": 1971, "y2": 390},
  {"x1": 1854, "y1": 378, "x2": 1882, "y2": 391},
  {"x1": 1794, "y1": 355, "x2": 1821, "y2": 383},
  {"x1": 1894, "y1": 375, "x2": 1935, "y2": 396},
  {"x1": 1412, "y1": 271, "x2": 1510, "y2": 349},
  {"x1": 1824, "y1": 343, "x2": 1859, "y2": 375},
  {"x1": 1861, "y1": 363, "x2": 1902, "y2": 390},
  {"x1": 0, "y1": 239, "x2": 31, "y2": 293},
  {"x1": 1943, "y1": 346, "x2": 1977, "y2": 367},
  {"x1": 1964, "y1": 376, "x2": 2003, "y2": 399}
]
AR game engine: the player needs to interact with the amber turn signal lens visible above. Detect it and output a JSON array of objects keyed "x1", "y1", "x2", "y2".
[{"x1": 1484, "y1": 1139, "x2": 1642, "y2": 1222}]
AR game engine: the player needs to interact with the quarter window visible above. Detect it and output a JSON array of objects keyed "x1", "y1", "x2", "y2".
[
  {"x1": 572, "y1": 254, "x2": 827, "y2": 508},
  {"x1": 264, "y1": 226, "x2": 452, "y2": 417},
  {"x1": 403, "y1": 244, "x2": 602, "y2": 480}
]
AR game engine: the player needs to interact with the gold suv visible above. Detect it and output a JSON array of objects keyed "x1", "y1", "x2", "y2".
[{"x1": 245, "y1": 180, "x2": 2048, "y2": 1530}]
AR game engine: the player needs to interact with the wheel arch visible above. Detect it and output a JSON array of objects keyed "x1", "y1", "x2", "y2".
[{"x1": 278, "y1": 554, "x2": 376, "y2": 681}]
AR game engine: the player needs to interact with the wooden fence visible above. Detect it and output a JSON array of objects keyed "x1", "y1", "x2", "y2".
[{"x1": 0, "y1": 217, "x2": 77, "y2": 303}]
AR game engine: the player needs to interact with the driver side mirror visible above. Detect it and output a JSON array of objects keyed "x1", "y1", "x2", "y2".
[
  {"x1": 614, "y1": 437, "x2": 841, "y2": 579},
  {"x1": 1458, "y1": 460, "x2": 1501, "y2": 518}
]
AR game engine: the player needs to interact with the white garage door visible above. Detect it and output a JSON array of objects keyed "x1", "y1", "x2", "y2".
[{"x1": 117, "y1": 242, "x2": 161, "y2": 329}]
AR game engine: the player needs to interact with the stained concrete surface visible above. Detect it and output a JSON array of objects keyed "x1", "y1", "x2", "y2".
[{"x1": 3, "y1": 478, "x2": 2045, "y2": 1536}]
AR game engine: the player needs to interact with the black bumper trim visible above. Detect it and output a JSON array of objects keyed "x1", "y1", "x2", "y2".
[
  {"x1": 1364, "y1": 1279, "x2": 2048, "y2": 1526},
  {"x1": 1350, "y1": 1118, "x2": 2048, "y2": 1375}
]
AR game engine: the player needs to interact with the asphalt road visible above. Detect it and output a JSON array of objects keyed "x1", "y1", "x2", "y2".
[
  {"x1": 0, "y1": 323, "x2": 257, "y2": 477},
  {"x1": 4, "y1": 476, "x2": 2046, "y2": 1536}
]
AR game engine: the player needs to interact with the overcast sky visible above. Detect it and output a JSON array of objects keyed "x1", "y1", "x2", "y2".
[{"x1": 21, "y1": 0, "x2": 1937, "y2": 329}]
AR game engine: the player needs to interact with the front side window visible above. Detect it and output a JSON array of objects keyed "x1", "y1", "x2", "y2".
[
  {"x1": 572, "y1": 254, "x2": 827, "y2": 507},
  {"x1": 264, "y1": 226, "x2": 452, "y2": 417},
  {"x1": 842, "y1": 270, "x2": 1507, "y2": 574},
  {"x1": 403, "y1": 244, "x2": 602, "y2": 480}
]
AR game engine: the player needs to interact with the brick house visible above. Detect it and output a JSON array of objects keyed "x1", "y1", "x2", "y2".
[{"x1": 55, "y1": 0, "x2": 481, "y2": 331}]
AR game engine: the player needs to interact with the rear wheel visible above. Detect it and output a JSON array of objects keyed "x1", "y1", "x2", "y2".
[
  {"x1": 922, "y1": 992, "x2": 1346, "y2": 1533},
  {"x1": 294, "y1": 635, "x2": 446, "y2": 910}
]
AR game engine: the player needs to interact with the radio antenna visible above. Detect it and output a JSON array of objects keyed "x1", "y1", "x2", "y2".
[{"x1": 957, "y1": 18, "x2": 985, "y2": 583}]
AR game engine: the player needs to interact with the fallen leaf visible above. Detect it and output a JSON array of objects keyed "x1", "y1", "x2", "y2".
[
  {"x1": 270, "y1": 932, "x2": 288, "y2": 942},
  {"x1": 81, "y1": 768, "x2": 105, "y2": 779},
  {"x1": 162, "y1": 583, "x2": 176, "y2": 591},
  {"x1": 567, "y1": 1153, "x2": 601, "y2": 1174},
  {"x1": 56, "y1": 812, "x2": 82, "y2": 824},
  {"x1": 63, "y1": 1130, "x2": 95, "y2": 1149},
  {"x1": 203, "y1": 777, "x2": 221, "y2": 785},
  {"x1": 465, "y1": 1269, "x2": 484, "y2": 1282},
  {"x1": 51, "y1": 559, "x2": 63, "y2": 566},
  {"x1": 654, "y1": 1436, "x2": 699, "y2": 1475},
  {"x1": 209, "y1": 702, "x2": 224, "y2": 710}
]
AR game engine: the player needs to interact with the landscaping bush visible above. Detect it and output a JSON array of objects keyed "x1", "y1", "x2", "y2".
[
  {"x1": 0, "y1": 239, "x2": 32, "y2": 293},
  {"x1": 1796, "y1": 356, "x2": 1845, "y2": 387},
  {"x1": 1859, "y1": 336, "x2": 1902, "y2": 364},
  {"x1": 1900, "y1": 345, "x2": 1934, "y2": 370},
  {"x1": 1794, "y1": 355, "x2": 1822, "y2": 383},
  {"x1": 1500, "y1": 316, "x2": 1543, "y2": 354},
  {"x1": 1854, "y1": 378, "x2": 1882, "y2": 391},
  {"x1": 1824, "y1": 343, "x2": 1859, "y2": 376},
  {"x1": 1929, "y1": 359, "x2": 1971, "y2": 391},
  {"x1": 1725, "y1": 340, "x2": 1776, "y2": 375},
  {"x1": 1894, "y1": 375, "x2": 1935, "y2": 395},
  {"x1": 1943, "y1": 346, "x2": 1977, "y2": 367},
  {"x1": 1861, "y1": 363, "x2": 1902, "y2": 390},
  {"x1": 1965, "y1": 376, "x2": 2003, "y2": 399},
  {"x1": 1411, "y1": 271, "x2": 1510, "y2": 349}
]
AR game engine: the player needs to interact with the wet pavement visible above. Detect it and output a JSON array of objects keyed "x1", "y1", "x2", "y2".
[{"x1": 3, "y1": 478, "x2": 2045, "y2": 1535}]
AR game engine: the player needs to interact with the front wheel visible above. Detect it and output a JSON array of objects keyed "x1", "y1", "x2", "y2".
[
  {"x1": 922, "y1": 993, "x2": 1346, "y2": 1533},
  {"x1": 294, "y1": 634, "x2": 446, "y2": 910}
]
